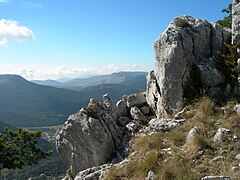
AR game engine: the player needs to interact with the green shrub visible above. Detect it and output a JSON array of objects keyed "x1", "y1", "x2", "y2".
[
  {"x1": 175, "y1": 18, "x2": 190, "y2": 28},
  {"x1": 218, "y1": 42, "x2": 240, "y2": 87}
]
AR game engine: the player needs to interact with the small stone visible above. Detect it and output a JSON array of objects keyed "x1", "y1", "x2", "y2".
[
  {"x1": 148, "y1": 118, "x2": 185, "y2": 131},
  {"x1": 235, "y1": 154, "x2": 240, "y2": 160},
  {"x1": 213, "y1": 128, "x2": 230, "y2": 142},
  {"x1": 233, "y1": 135, "x2": 238, "y2": 141},
  {"x1": 201, "y1": 176, "x2": 231, "y2": 180},
  {"x1": 186, "y1": 126, "x2": 198, "y2": 142},
  {"x1": 126, "y1": 122, "x2": 139, "y2": 132},
  {"x1": 130, "y1": 106, "x2": 145, "y2": 120},
  {"x1": 210, "y1": 156, "x2": 224, "y2": 163},
  {"x1": 146, "y1": 171, "x2": 156, "y2": 180},
  {"x1": 234, "y1": 104, "x2": 240, "y2": 113}
]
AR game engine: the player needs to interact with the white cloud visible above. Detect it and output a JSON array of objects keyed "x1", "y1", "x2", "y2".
[
  {"x1": 0, "y1": 19, "x2": 34, "y2": 46},
  {"x1": 0, "y1": 63, "x2": 144, "y2": 80}
]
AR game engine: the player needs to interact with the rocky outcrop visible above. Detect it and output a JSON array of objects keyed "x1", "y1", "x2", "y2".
[
  {"x1": 56, "y1": 97, "x2": 123, "y2": 177},
  {"x1": 232, "y1": 0, "x2": 240, "y2": 84},
  {"x1": 148, "y1": 118, "x2": 185, "y2": 131},
  {"x1": 232, "y1": 0, "x2": 240, "y2": 44},
  {"x1": 146, "y1": 16, "x2": 231, "y2": 117},
  {"x1": 56, "y1": 93, "x2": 151, "y2": 178}
]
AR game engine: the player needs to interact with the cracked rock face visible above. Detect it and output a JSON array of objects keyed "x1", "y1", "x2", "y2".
[
  {"x1": 146, "y1": 16, "x2": 231, "y2": 117},
  {"x1": 56, "y1": 95, "x2": 125, "y2": 177},
  {"x1": 232, "y1": 0, "x2": 240, "y2": 44},
  {"x1": 56, "y1": 93, "x2": 150, "y2": 178}
]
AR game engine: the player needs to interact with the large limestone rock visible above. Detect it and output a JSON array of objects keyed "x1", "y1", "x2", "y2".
[
  {"x1": 56, "y1": 92, "x2": 151, "y2": 178},
  {"x1": 146, "y1": 16, "x2": 231, "y2": 117},
  {"x1": 232, "y1": 0, "x2": 240, "y2": 44},
  {"x1": 56, "y1": 95, "x2": 126, "y2": 177},
  {"x1": 232, "y1": 0, "x2": 240, "y2": 84}
]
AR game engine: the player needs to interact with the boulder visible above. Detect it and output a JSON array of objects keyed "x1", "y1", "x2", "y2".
[
  {"x1": 234, "y1": 104, "x2": 240, "y2": 113},
  {"x1": 148, "y1": 118, "x2": 185, "y2": 131},
  {"x1": 140, "y1": 106, "x2": 150, "y2": 115},
  {"x1": 186, "y1": 126, "x2": 198, "y2": 142},
  {"x1": 130, "y1": 106, "x2": 145, "y2": 120},
  {"x1": 146, "y1": 171, "x2": 156, "y2": 180},
  {"x1": 213, "y1": 128, "x2": 230, "y2": 142},
  {"x1": 126, "y1": 122, "x2": 140, "y2": 132},
  {"x1": 74, "y1": 164, "x2": 110, "y2": 180},
  {"x1": 127, "y1": 92, "x2": 147, "y2": 108},
  {"x1": 56, "y1": 96, "x2": 126, "y2": 177},
  {"x1": 146, "y1": 16, "x2": 231, "y2": 117},
  {"x1": 235, "y1": 154, "x2": 240, "y2": 160},
  {"x1": 116, "y1": 99, "x2": 128, "y2": 116}
]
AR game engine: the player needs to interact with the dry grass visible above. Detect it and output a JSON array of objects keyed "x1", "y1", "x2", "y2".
[{"x1": 104, "y1": 96, "x2": 240, "y2": 180}]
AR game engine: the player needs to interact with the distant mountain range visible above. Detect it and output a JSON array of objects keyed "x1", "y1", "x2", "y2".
[
  {"x1": 0, "y1": 72, "x2": 146, "y2": 127},
  {"x1": 31, "y1": 71, "x2": 146, "y2": 91}
]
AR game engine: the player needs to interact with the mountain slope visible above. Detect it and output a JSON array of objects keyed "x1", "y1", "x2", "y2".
[
  {"x1": 0, "y1": 73, "x2": 147, "y2": 127},
  {"x1": 79, "y1": 74, "x2": 147, "y2": 102},
  {"x1": 31, "y1": 71, "x2": 146, "y2": 91},
  {"x1": 0, "y1": 75, "x2": 84, "y2": 127}
]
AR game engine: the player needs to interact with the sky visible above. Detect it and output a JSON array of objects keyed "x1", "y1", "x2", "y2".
[{"x1": 0, "y1": 0, "x2": 233, "y2": 80}]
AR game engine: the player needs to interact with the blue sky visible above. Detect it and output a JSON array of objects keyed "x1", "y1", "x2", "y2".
[{"x1": 0, "y1": 0, "x2": 232, "y2": 80}]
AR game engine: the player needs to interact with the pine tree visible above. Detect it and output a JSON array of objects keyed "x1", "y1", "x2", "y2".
[{"x1": 0, "y1": 128, "x2": 52, "y2": 171}]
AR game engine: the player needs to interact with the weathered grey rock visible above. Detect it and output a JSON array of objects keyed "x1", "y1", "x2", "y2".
[
  {"x1": 148, "y1": 118, "x2": 185, "y2": 131},
  {"x1": 232, "y1": 0, "x2": 240, "y2": 84},
  {"x1": 130, "y1": 106, "x2": 145, "y2": 120},
  {"x1": 56, "y1": 96, "x2": 126, "y2": 177},
  {"x1": 210, "y1": 156, "x2": 224, "y2": 163},
  {"x1": 103, "y1": 94, "x2": 113, "y2": 108},
  {"x1": 116, "y1": 99, "x2": 128, "y2": 116},
  {"x1": 235, "y1": 154, "x2": 240, "y2": 160},
  {"x1": 213, "y1": 128, "x2": 230, "y2": 142},
  {"x1": 232, "y1": 0, "x2": 240, "y2": 44},
  {"x1": 118, "y1": 116, "x2": 131, "y2": 127},
  {"x1": 146, "y1": 171, "x2": 156, "y2": 180},
  {"x1": 127, "y1": 92, "x2": 147, "y2": 108},
  {"x1": 140, "y1": 106, "x2": 150, "y2": 115},
  {"x1": 224, "y1": 84, "x2": 232, "y2": 97},
  {"x1": 186, "y1": 126, "x2": 198, "y2": 142},
  {"x1": 233, "y1": 85, "x2": 240, "y2": 97},
  {"x1": 126, "y1": 122, "x2": 139, "y2": 132},
  {"x1": 74, "y1": 164, "x2": 110, "y2": 180},
  {"x1": 201, "y1": 176, "x2": 231, "y2": 180},
  {"x1": 146, "y1": 16, "x2": 231, "y2": 117},
  {"x1": 160, "y1": 147, "x2": 173, "y2": 155},
  {"x1": 234, "y1": 104, "x2": 240, "y2": 113},
  {"x1": 198, "y1": 59, "x2": 225, "y2": 87},
  {"x1": 208, "y1": 87, "x2": 224, "y2": 102},
  {"x1": 146, "y1": 71, "x2": 160, "y2": 115}
]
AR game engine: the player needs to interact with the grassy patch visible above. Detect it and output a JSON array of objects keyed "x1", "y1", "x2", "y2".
[{"x1": 105, "y1": 96, "x2": 240, "y2": 180}]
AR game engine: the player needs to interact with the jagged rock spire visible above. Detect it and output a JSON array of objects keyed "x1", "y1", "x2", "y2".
[
  {"x1": 232, "y1": 0, "x2": 240, "y2": 44},
  {"x1": 232, "y1": 0, "x2": 240, "y2": 84}
]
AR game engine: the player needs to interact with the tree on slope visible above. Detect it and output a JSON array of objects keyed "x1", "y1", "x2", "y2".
[
  {"x1": 217, "y1": 3, "x2": 232, "y2": 28},
  {"x1": 0, "y1": 128, "x2": 52, "y2": 171}
]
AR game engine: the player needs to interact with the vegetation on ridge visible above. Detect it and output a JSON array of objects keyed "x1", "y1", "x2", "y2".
[
  {"x1": 219, "y1": 42, "x2": 240, "y2": 87},
  {"x1": 217, "y1": 3, "x2": 232, "y2": 28},
  {"x1": 105, "y1": 97, "x2": 240, "y2": 179}
]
